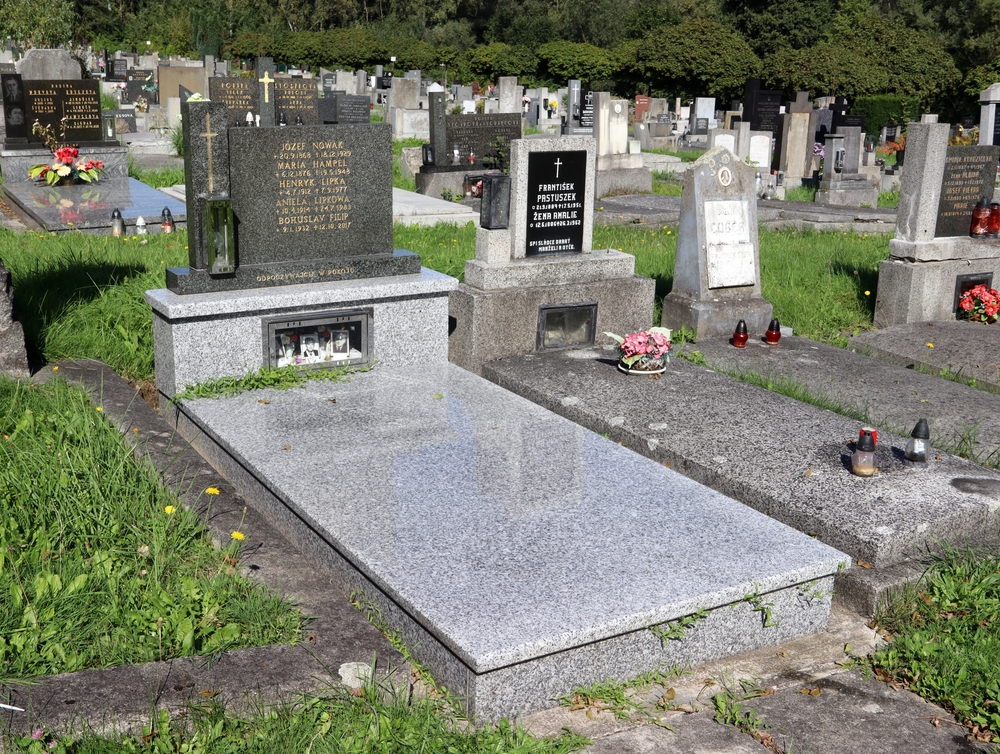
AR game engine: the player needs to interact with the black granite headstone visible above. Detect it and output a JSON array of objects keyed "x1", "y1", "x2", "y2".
[
  {"x1": 525, "y1": 150, "x2": 587, "y2": 256},
  {"x1": 694, "y1": 117, "x2": 709, "y2": 135},
  {"x1": 107, "y1": 58, "x2": 128, "y2": 82},
  {"x1": 579, "y1": 91, "x2": 594, "y2": 129},
  {"x1": 123, "y1": 69, "x2": 154, "y2": 104},
  {"x1": 166, "y1": 123, "x2": 418, "y2": 293},
  {"x1": 992, "y1": 105, "x2": 1000, "y2": 146},
  {"x1": 24, "y1": 80, "x2": 104, "y2": 143},
  {"x1": 935, "y1": 145, "x2": 1000, "y2": 238},
  {"x1": 274, "y1": 78, "x2": 319, "y2": 125},
  {"x1": 443, "y1": 113, "x2": 521, "y2": 170},
  {"x1": 1, "y1": 72, "x2": 29, "y2": 140},
  {"x1": 103, "y1": 109, "x2": 137, "y2": 133},
  {"x1": 743, "y1": 78, "x2": 782, "y2": 133},
  {"x1": 318, "y1": 93, "x2": 369, "y2": 124},
  {"x1": 832, "y1": 112, "x2": 865, "y2": 132},
  {"x1": 208, "y1": 77, "x2": 257, "y2": 124},
  {"x1": 884, "y1": 124, "x2": 900, "y2": 143}
]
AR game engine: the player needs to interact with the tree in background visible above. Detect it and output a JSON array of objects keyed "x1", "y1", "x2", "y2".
[
  {"x1": 3, "y1": 0, "x2": 74, "y2": 48},
  {"x1": 467, "y1": 41, "x2": 536, "y2": 82},
  {"x1": 722, "y1": 0, "x2": 832, "y2": 58}
]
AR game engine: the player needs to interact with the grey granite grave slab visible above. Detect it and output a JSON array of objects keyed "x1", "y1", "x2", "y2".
[
  {"x1": 0, "y1": 144, "x2": 128, "y2": 184},
  {"x1": 464, "y1": 249, "x2": 635, "y2": 290},
  {"x1": 2, "y1": 177, "x2": 186, "y2": 234},
  {"x1": 483, "y1": 349, "x2": 1000, "y2": 572},
  {"x1": 147, "y1": 268, "x2": 456, "y2": 398},
  {"x1": 167, "y1": 362, "x2": 845, "y2": 719}
]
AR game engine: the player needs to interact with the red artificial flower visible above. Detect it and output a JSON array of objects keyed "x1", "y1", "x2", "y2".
[
  {"x1": 53, "y1": 146, "x2": 79, "y2": 164},
  {"x1": 960, "y1": 297, "x2": 974, "y2": 311}
]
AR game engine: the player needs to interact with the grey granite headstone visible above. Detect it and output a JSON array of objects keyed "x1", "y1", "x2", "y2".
[
  {"x1": 256, "y1": 57, "x2": 276, "y2": 127},
  {"x1": 275, "y1": 78, "x2": 319, "y2": 125},
  {"x1": 179, "y1": 99, "x2": 230, "y2": 278},
  {"x1": 209, "y1": 77, "x2": 257, "y2": 123},
  {"x1": 633, "y1": 121, "x2": 653, "y2": 151},
  {"x1": 16, "y1": 49, "x2": 80, "y2": 80},
  {"x1": 660, "y1": 146, "x2": 772, "y2": 338}
]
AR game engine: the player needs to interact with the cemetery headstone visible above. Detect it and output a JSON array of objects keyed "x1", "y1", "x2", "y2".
[
  {"x1": 635, "y1": 95, "x2": 651, "y2": 121},
  {"x1": 256, "y1": 57, "x2": 277, "y2": 127},
  {"x1": 497, "y1": 76, "x2": 520, "y2": 114},
  {"x1": 978, "y1": 83, "x2": 1000, "y2": 146},
  {"x1": 743, "y1": 78, "x2": 782, "y2": 133},
  {"x1": 318, "y1": 93, "x2": 371, "y2": 124},
  {"x1": 525, "y1": 149, "x2": 588, "y2": 255},
  {"x1": 22, "y1": 80, "x2": 105, "y2": 143},
  {"x1": 874, "y1": 121, "x2": 1000, "y2": 326},
  {"x1": 107, "y1": 57, "x2": 128, "y2": 82},
  {"x1": 17, "y1": 49, "x2": 80, "y2": 80},
  {"x1": 104, "y1": 108, "x2": 137, "y2": 134},
  {"x1": 0, "y1": 258, "x2": 29, "y2": 378},
  {"x1": 633, "y1": 121, "x2": 653, "y2": 151},
  {"x1": 275, "y1": 78, "x2": 319, "y2": 125},
  {"x1": 660, "y1": 146, "x2": 772, "y2": 339},
  {"x1": 1, "y1": 72, "x2": 29, "y2": 141},
  {"x1": 209, "y1": 77, "x2": 257, "y2": 123},
  {"x1": 426, "y1": 93, "x2": 521, "y2": 170}
]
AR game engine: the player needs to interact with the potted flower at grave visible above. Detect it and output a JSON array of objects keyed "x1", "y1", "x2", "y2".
[
  {"x1": 605, "y1": 327, "x2": 672, "y2": 375},
  {"x1": 27, "y1": 121, "x2": 106, "y2": 187},
  {"x1": 958, "y1": 283, "x2": 1000, "y2": 324},
  {"x1": 134, "y1": 94, "x2": 149, "y2": 113}
]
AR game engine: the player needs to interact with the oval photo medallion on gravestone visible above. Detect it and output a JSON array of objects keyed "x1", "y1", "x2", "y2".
[{"x1": 525, "y1": 150, "x2": 587, "y2": 256}]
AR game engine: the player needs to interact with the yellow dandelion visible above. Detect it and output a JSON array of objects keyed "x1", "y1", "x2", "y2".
[
  {"x1": 864, "y1": 291, "x2": 870, "y2": 296},
  {"x1": 96, "y1": 406, "x2": 103, "y2": 412},
  {"x1": 164, "y1": 505, "x2": 176, "y2": 514},
  {"x1": 231, "y1": 531, "x2": 245, "y2": 541},
  {"x1": 205, "y1": 486, "x2": 220, "y2": 495},
  {"x1": 53, "y1": 366, "x2": 59, "y2": 372},
  {"x1": 926, "y1": 343, "x2": 934, "y2": 348},
  {"x1": 133, "y1": 427, "x2": 139, "y2": 434}
]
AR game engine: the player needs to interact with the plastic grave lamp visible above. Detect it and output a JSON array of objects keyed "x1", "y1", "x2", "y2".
[
  {"x1": 480, "y1": 173, "x2": 511, "y2": 230},
  {"x1": 110, "y1": 208, "x2": 126, "y2": 237},
  {"x1": 904, "y1": 418, "x2": 930, "y2": 466},
  {"x1": 161, "y1": 207, "x2": 174, "y2": 234},
  {"x1": 765, "y1": 318, "x2": 781, "y2": 345},
  {"x1": 732, "y1": 319, "x2": 748, "y2": 348},
  {"x1": 852, "y1": 430, "x2": 877, "y2": 477}
]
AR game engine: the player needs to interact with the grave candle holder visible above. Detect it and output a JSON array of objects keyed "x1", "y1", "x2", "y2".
[
  {"x1": 989, "y1": 201, "x2": 1000, "y2": 238},
  {"x1": 110, "y1": 208, "x2": 125, "y2": 238},
  {"x1": 971, "y1": 198, "x2": 991, "y2": 237},
  {"x1": 480, "y1": 173, "x2": 511, "y2": 230},
  {"x1": 764, "y1": 318, "x2": 781, "y2": 345},
  {"x1": 203, "y1": 198, "x2": 235, "y2": 276},
  {"x1": 904, "y1": 418, "x2": 930, "y2": 466},
  {"x1": 732, "y1": 319, "x2": 748, "y2": 348},
  {"x1": 851, "y1": 430, "x2": 877, "y2": 477},
  {"x1": 102, "y1": 115, "x2": 116, "y2": 141},
  {"x1": 422, "y1": 144, "x2": 434, "y2": 165},
  {"x1": 161, "y1": 207, "x2": 174, "y2": 234}
]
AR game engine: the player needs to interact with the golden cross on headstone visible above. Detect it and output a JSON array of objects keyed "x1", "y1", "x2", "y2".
[
  {"x1": 258, "y1": 70, "x2": 274, "y2": 103},
  {"x1": 200, "y1": 113, "x2": 218, "y2": 194}
]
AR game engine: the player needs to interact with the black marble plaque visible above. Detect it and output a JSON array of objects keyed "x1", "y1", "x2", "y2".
[
  {"x1": 750, "y1": 91, "x2": 781, "y2": 133},
  {"x1": 2, "y1": 73, "x2": 29, "y2": 140},
  {"x1": 24, "y1": 80, "x2": 103, "y2": 143},
  {"x1": 335, "y1": 94, "x2": 371, "y2": 124},
  {"x1": 123, "y1": 69, "x2": 154, "y2": 104},
  {"x1": 209, "y1": 77, "x2": 257, "y2": 123},
  {"x1": 104, "y1": 109, "x2": 136, "y2": 133},
  {"x1": 275, "y1": 78, "x2": 319, "y2": 125},
  {"x1": 580, "y1": 92, "x2": 594, "y2": 129},
  {"x1": 935, "y1": 145, "x2": 1000, "y2": 237},
  {"x1": 107, "y1": 59, "x2": 128, "y2": 82},
  {"x1": 833, "y1": 113, "x2": 865, "y2": 131},
  {"x1": 525, "y1": 150, "x2": 587, "y2": 256},
  {"x1": 694, "y1": 117, "x2": 709, "y2": 135},
  {"x1": 443, "y1": 113, "x2": 521, "y2": 170}
]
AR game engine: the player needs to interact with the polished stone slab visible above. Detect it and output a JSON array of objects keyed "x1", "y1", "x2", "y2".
[
  {"x1": 2, "y1": 177, "x2": 185, "y2": 234},
  {"x1": 484, "y1": 349, "x2": 1000, "y2": 572},
  {"x1": 169, "y1": 363, "x2": 845, "y2": 719}
]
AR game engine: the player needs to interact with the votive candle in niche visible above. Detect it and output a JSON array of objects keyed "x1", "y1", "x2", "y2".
[{"x1": 732, "y1": 319, "x2": 748, "y2": 348}]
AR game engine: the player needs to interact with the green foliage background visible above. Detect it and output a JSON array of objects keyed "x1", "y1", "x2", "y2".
[{"x1": 0, "y1": 0, "x2": 990, "y2": 118}]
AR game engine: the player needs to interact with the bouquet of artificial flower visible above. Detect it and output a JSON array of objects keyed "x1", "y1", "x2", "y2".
[
  {"x1": 958, "y1": 283, "x2": 1000, "y2": 324},
  {"x1": 605, "y1": 327, "x2": 672, "y2": 369},
  {"x1": 27, "y1": 121, "x2": 105, "y2": 185}
]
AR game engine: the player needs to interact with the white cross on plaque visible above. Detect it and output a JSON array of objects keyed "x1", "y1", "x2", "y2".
[{"x1": 553, "y1": 158, "x2": 562, "y2": 178}]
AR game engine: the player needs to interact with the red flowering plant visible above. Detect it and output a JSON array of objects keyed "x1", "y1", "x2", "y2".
[
  {"x1": 958, "y1": 283, "x2": 1000, "y2": 324},
  {"x1": 604, "y1": 327, "x2": 672, "y2": 371},
  {"x1": 27, "y1": 121, "x2": 106, "y2": 186}
]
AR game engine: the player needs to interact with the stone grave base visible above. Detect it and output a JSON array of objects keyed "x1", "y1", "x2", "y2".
[
  {"x1": 814, "y1": 183, "x2": 879, "y2": 208},
  {"x1": 1, "y1": 144, "x2": 128, "y2": 182},
  {"x1": 595, "y1": 167, "x2": 653, "y2": 198},
  {"x1": 449, "y1": 263, "x2": 655, "y2": 375},
  {"x1": 660, "y1": 291, "x2": 773, "y2": 341},
  {"x1": 145, "y1": 268, "x2": 457, "y2": 399},
  {"x1": 483, "y1": 346, "x2": 1000, "y2": 615},
  {"x1": 391, "y1": 108, "x2": 429, "y2": 140},
  {"x1": 416, "y1": 168, "x2": 490, "y2": 200},
  {"x1": 873, "y1": 255, "x2": 1000, "y2": 327},
  {"x1": 2, "y1": 177, "x2": 186, "y2": 234},
  {"x1": 164, "y1": 362, "x2": 844, "y2": 720}
]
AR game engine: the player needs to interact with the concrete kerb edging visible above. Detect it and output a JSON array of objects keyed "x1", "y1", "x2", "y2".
[{"x1": 2, "y1": 360, "x2": 405, "y2": 738}]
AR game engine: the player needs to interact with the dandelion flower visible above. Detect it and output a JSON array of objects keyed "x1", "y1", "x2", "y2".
[
  {"x1": 231, "y1": 531, "x2": 245, "y2": 541},
  {"x1": 864, "y1": 291, "x2": 870, "y2": 296},
  {"x1": 53, "y1": 366, "x2": 59, "y2": 372},
  {"x1": 206, "y1": 486, "x2": 220, "y2": 495},
  {"x1": 164, "y1": 505, "x2": 176, "y2": 514},
  {"x1": 96, "y1": 406, "x2": 103, "y2": 412},
  {"x1": 926, "y1": 343, "x2": 934, "y2": 348}
]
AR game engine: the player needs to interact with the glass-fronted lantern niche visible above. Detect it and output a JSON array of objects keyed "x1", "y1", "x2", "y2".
[{"x1": 263, "y1": 310, "x2": 371, "y2": 370}]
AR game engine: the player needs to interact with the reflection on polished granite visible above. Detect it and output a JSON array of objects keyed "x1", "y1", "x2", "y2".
[
  {"x1": 2, "y1": 177, "x2": 186, "y2": 233},
  {"x1": 175, "y1": 363, "x2": 846, "y2": 717}
]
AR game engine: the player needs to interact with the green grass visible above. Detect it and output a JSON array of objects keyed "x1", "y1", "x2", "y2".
[
  {"x1": 392, "y1": 137, "x2": 426, "y2": 192},
  {"x1": 784, "y1": 185, "x2": 818, "y2": 203},
  {"x1": 128, "y1": 160, "x2": 185, "y2": 188},
  {"x1": 646, "y1": 148, "x2": 703, "y2": 162},
  {"x1": 652, "y1": 180, "x2": 683, "y2": 196},
  {"x1": 0, "y1": 228, "x2": 187, "y2": 382},
  {"x1": 872, "y1": 547, "x2": 1000, "y2": 742},
  {"x1": 7, "y1": 673, "x2": 588, "y2": 753},
  {"x1": 0, "y1": 377, "x2": 301, "y2": 679},
  {"x1": 878, "y1": 190, "x2": 900, "y2": 207}
]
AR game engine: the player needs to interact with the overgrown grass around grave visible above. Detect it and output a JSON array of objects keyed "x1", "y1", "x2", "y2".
[
  {"x1": 392, "y1": 137, "x2": 427, "y2": 192},
  {"x1": 0, "y1": 228, "x2": 187, "y2": 381},
  {"x1": 128, "y1": 160, "x2": 185, "y2": 188},
  {"x1": 646, "y1": 148, "x2": 704, "y2": 162},
  {"x1": 784, "y1": 185, "x2": 818, "y2": 203},
  {"x1": 0, "y1": 377, "x2": 301, "y2": 678},
  {"x1": 4, "y1": 673, "x2": 589, "y2": 753},
  {"x1": 872, "y1": 547, "x2": 1000, "y2": 743}
]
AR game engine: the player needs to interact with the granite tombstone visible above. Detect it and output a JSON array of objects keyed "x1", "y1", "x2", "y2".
[
  {"x1": 24, "y1": 79, "x2": 104, "y2": 143},
  {"x1": 935, "y1": 146, "x2": 1000, "y2": 238},
  {"x1": 525, "y1": 150, "x2": 587, "y2": 255},
  {"x1": 275, "y1": 78, "x2": 319, "y2": 125},
  {"x1": 208, "y1": 77, "x2": 257, "y2": 123}
]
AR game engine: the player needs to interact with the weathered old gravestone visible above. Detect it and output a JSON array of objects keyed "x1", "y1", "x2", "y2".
[
  {"x1": 774, "y1": 92, "x2": 812, "y2": 184},
  {"x1": 592, "y1": 93, "x2": 650, "y2": 197},
  {"x1": 874, "y1": 121, "x2": 1000, "y2": 326},
  {"x1": 660, "y1": 146, "x2": 772, "y2": 339},
  {"x1": 0, "y1": 257, "x2": 29, "y2": 378},
  {"x1": 815, "y1": 126, "x2": 879, "y2": 207},
  {"x1": 16, "y1": 49, "x2": 80, "y2": 80},
  {"x1": 497, "y1": 76, "x2": 520, "y2": 114},
  {"x1": 449, "y1": 136, "x2": 655, "y2": 374},
  {"x1": 167, "y1": 99, "x2": 413, "y2": 294},
  {"x1": 318, "y1": 93, "x2": 370, "y2": 124}
]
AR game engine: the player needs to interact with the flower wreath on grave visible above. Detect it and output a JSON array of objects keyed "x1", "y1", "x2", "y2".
[
  {"x1": 27, "y1": 121, "x2": 106, "y2": 187},
  {"x1": 605, "y1": 327, "x2": 672, "y2": 375},
  {"x1": 958, "y1": 283, "x2": 1000, "y2": 324}
]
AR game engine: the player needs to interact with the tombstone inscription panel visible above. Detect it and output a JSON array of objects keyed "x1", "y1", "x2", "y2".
[
  {"x1": 444, "y1": 113, "x2": 521, "y2": 168},
  {"x1": 274, "y1": 78, "x2": 318, "y2": 124},
  {"x1": 24, "y1": 80, "x2": 103, "y2": 142},
  {"x1": 209, "y1": 77, "x2": 257, "y2": 122},
  {"x1": 704, "y1": 199, "x2": 755, "y2": 288},
  {"x1": 935, "y1": 145, "x2": 1000, "y2": 237},
  {"x1": 579, "y1": 92, "x2": 594, "y2": 129},
  {"x1": 525, "y1": 150, "x2": 586, "y2": 255}
]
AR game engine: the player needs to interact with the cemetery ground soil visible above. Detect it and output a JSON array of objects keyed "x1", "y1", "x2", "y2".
[{"x1": 6, "y1": 222, "x2": 1000, "y2": 746}]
